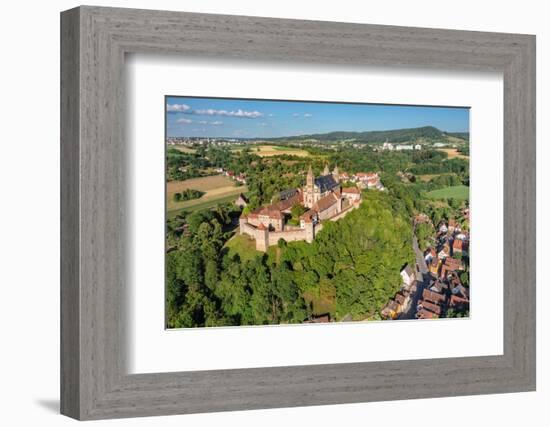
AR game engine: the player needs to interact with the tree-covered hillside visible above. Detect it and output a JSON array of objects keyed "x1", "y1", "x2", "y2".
[
  {"x1": 166, "y1": 191, "x2": 414, "y2": 327},
  {"x1": 271, "y1": 126, "x2": 461, "y2": 144}
]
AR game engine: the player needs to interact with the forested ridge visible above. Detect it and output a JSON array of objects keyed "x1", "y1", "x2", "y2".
[
  {"x1": 166, "y1": 191, "x2": 414, "y2": 327},
  {"x1": 270, "y1": 126, "x2": 468, "y2": 144}
]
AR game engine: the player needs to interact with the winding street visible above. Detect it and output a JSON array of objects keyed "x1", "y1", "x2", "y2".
[{"x1": 398, "y1": 235, "x2": 430, "y2": 320}]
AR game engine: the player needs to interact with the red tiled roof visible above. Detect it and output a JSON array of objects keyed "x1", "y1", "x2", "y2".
[
  {"x1": 249, "y1": 206, "x2": 284, "y2": 220},
  {"x1": 395, "y1": 293, "x2": 407, "y2": 305},
  {"x1": 420, "y1": 300, "x2": 441, "y2": 315},
  {"x1": 303, "y1": 314, "x2": 330, "y2": 323},
  {"x1": 444, "y1": 257, "x2": 463, "y2": 270},
  {"x1": 300, "y1": 209, "x2": 316, "y2": 222},
  {"x1": 312, "y1": 192, "x2": 339, "y2": 213},
  {"x1": 416, "y1": 308, "x2": 436, "y2": 319},
  {"x1": 342, "y1": 187, "x2": 360, "y2": 194},
  {"x1": 453, "y1": 239, "x2": 469, "y2": 251},
  {"x1": 450, "y1": 294, "x2": 469, "y2": 307},
  {"x1": 422, "y1": 289, "x2": 446, "y2": 304},
  {"x1": 272, "y1": 192, "x2": 302, "y2": 211}
]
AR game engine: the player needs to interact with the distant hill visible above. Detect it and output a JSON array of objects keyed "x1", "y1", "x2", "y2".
[
  {"x1": 445, "y1": 131, "x2": 469, "y2": 141},
  {"x1": 269, "y1": 126, "x2": 469, "y2": 144}
]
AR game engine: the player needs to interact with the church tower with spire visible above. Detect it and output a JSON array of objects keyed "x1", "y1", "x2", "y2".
[
  {"x1": 323, "y1": 163, "x2": 330, "y2": 176},
  {"x1": 332, "y1": 164, "x2": 340, "y2": 183},
  {"x1": 305, "y1": 164, "x2": 315, "y2": 208}
]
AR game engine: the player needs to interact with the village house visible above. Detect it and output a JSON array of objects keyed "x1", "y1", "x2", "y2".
[
  {"x1": 452, "y1": 238, "x2": 469, "y2": 255},
  {"x1": 395, "y1": 292, "x2": 408, "y2": 307},
  {"x1": 355, "y1": 172, "x2": 384, "y2": 190},
  {"x1": 440, "y1": 257, "x2": 464, "y2": 279},
  {"x1": 429, "y1": 256, "x2": 441, "y2": 276},
  {"x1": 303, "y1": 313, "x2": 331, "y2": 324},
  {"x1": 400, "y1": 264, "x2": 416, "y2": 287},
  {"x1": 438, "y1": 242, "x2": 451, "y2": 260},
  {"x1": 448, "y1": 219, "x2": 460, "y2": 233},
  {"x1": 416, "y1": 308, "x2": 438, "y2": 319},
  {"x1": 418, "y1": 299, "x2": 442, "y2": 316},
  {"x1": 381, "y1": 290, "x2": 411, "y2": 320},
  {"x1": 235, "y1": 173, "x2": 247, "y2": 184},
  {"x1": 429, "y1": 278, "x2": 448, "y2": 294},
  {"x1": 381, "y1": 300, "x2": 402, "y2": 320},
  {"x1": 341, "y1": 187, "x2": 361, "y2": 202},
  {"x1": 424, "y1": 247, "x2": 436, "y2": 263},
  {"x1": 451, "y1": 283, "x2": 469, "y2": 300},
  {"x1": 234, "y1": 193, "x2": 248, "y2": 208},
  {"x1": 422, "y1": 288, "x2": 446, "y2": 305},
  {"x1": 449, "y1": 294, "x2": 470, "y2": 310}
]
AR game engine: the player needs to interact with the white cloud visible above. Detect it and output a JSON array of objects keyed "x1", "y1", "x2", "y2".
[
  {"x1": 194, "y1": 108, "x2": 263, "y2": 119},
  {"x1": 196, "y1": 120, "x2": 223, "y2": 125},
  {"x1": 176, "y1": 118, "x2": 193, "y2": 124},
  {"x1": 303, "y1": 113, "x2": 313, "y2": 118},
  {"x1": 292, "y1": 113, "x2": 300, "y2": 117},
  {"x1": 167, "y1": 103, "x2": 191, "y2": 113}
]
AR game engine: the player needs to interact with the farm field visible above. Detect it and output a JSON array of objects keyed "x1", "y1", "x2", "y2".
[
  {"x1": 416, "y1": 172, "x2": 454, "y2": 182},
  {"x1": 239, "y1": 145, "x2": 311, "y2": 157},
  {"x1": 167, "y1": 174, "x2": 246, "y2": 212},
  {"x1": 437, "y1": 148, "x2": 469, "y2": 159},
  {"x1": 426, "y1": 185, "x2": 469, "y2": 200},
  {"x1": 446, "y1": 135, "x2": 468, "y2": 144},
  {"x1": 171, "y1": 146, "x2": 196, "y2": 153}
]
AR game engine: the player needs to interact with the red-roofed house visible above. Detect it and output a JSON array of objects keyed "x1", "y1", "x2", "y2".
[
  {"x1": 422, "y1": 288, "x2": 446, "y2": 305},
  {"x1": 440, "y1": 257, "x2": 464, "y2": 279},
  {"x1": 452, "y1": 238, "x2": 469, "y2": 255},
  {"x1": 341, "y1": 186, "x2": 361, "y2": 203}
]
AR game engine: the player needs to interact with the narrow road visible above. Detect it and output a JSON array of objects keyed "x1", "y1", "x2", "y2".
[{"x1": 398, "y1": 235, "x2": 430, "y2": 320}]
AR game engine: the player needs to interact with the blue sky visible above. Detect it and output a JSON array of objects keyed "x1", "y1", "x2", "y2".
[{"x1": 166, "y1": 96, "x2": 469, "y2": 138}]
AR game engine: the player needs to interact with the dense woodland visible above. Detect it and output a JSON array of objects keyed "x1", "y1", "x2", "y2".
[
  {"x1": 271, "y1": 125, "x2": 468, "y2": 144},
  {"x1": 166, "y1": 139, "x2": 470, "y2": 327},
  {"x1": 167, "y1": 192, "x2": 414, "y2": 327}
]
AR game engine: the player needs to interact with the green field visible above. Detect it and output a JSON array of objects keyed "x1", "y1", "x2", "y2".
[
  {"x1": 272, "y1": 145, "x2": 302, "y2": 151},
  {"x1": 168, "y1": 193, "x2": 244, "y2": 219},
  {"x1": 426, "y1": 185, "x2": 469, "y2": 200},
  {"x1": 224, "y1": 234, "x2": 262, "y2": 262}
]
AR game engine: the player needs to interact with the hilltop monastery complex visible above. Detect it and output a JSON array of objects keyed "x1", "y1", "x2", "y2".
[{"x1": 239, "y1": 164, "x2": 368, "y2": 251}]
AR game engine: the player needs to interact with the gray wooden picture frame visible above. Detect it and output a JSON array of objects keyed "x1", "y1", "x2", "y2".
[{"x1": 60, "y1": 5, "x2": 536, "y2": 421}]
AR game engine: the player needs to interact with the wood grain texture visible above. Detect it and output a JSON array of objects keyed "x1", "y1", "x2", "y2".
[
  {"x1": 60, "y1": 7, "x2": 80, "y2": 419},
  {"x1": 60, "y1": 6, "x2": 536, "y2": 420}
]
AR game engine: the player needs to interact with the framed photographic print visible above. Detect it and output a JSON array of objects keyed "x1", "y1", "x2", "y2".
[
  {"x1": 61, "y1": 6, "x2": 536, "y2": 420},
  {"x1": 163, "y1": 96, "x2": 471, "y2": 328}
]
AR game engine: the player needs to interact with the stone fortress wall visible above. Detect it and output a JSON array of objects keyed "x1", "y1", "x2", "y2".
[{"x1": 239, "y1": 201, "x2": 359, "y2": 252}]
